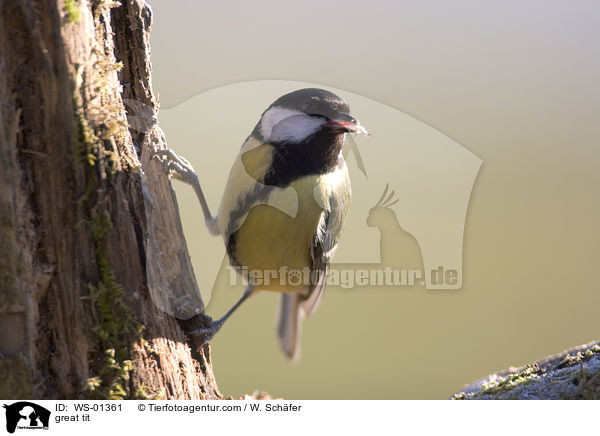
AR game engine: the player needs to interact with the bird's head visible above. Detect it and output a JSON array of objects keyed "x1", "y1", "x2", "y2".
[{"x1": 255, "y1": 88, "x2": 368, "y2": 144}]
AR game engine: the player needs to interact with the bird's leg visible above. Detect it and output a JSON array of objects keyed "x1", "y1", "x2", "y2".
[
  {"x1": 151, "y1": 148, "x2": 214, "y2": 224},
  {"x1": 189, "y1": 284, "x2": 256, "y2": 345}
]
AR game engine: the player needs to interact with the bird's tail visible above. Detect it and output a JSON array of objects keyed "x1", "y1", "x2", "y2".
[{"x1": 276, "y1": 293, "x2": 303, "y2": 362}]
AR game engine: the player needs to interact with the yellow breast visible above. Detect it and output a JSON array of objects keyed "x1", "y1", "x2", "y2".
[{"x1": 232, "y1": 177, "x2": 323, "y2": 292}]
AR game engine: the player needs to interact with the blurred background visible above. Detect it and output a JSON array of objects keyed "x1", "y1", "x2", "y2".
[{"x1": 147, "y1": 0, "x2": 600, "y2": 399}]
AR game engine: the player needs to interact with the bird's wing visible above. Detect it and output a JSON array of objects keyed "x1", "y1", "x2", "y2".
[
  {"x1": 302, "y1": 178, "x2": 351, "y2": 316},
  {"x1": 216, "y1": 136, "x2": 298, "y2": 238}
]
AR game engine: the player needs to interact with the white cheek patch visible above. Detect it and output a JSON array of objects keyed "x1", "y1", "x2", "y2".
[
  {"x1": 259, "y1": 106, "x2": 299, "y2": 138},
  {"x1": 270, "y1": 114, "x2": 324, "y2": 143},
  {"x1": 260, "y1": 106, "x2": 324, "y2": 143}
]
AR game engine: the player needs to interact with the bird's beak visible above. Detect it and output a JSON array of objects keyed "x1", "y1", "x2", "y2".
[{"x1": 325, "y1": 113, "x2": 369, "y2": 135}]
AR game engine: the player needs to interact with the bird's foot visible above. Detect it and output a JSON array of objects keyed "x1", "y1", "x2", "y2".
[
  {"x1": 188, "y1": 319, "x2": 224, "y2": 347},
  {"x1": 151, "y1": 148, "x2": 199, "y2": 185}
]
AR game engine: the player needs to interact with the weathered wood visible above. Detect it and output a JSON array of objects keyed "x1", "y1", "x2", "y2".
[
  {"x1": 453, "y1": 340, "x2": 600, "y2": 400},
  {"x1": 0, "y1": 0, "x2": 220, "y2": 399}
]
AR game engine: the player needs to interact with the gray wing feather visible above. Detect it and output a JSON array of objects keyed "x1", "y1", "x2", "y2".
[{"x1": 303, "y1": 189, "x2": 348, "y2": 315}]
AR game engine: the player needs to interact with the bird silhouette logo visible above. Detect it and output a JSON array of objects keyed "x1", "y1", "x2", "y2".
[
  {"x1": 367, "y1": 184, "x2": 424, "y2": 274},
  {"x1": 131, "y1": 80, "x2": 482, "y2": 316}
]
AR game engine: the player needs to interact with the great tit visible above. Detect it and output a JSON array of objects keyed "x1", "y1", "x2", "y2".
[{"x1": 158, "y1": 88, "x2": 368, "y2": 360}]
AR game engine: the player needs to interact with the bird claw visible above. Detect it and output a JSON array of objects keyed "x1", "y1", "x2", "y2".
[
  {"x1": 188, "y1": 319, "x2": 224, "y2": 347},
  {"x1": 151, "y1": 148, "x2": 198, "y2": 185}
]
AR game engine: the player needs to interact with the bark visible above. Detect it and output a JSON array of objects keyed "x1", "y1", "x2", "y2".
[
  {"x1": 453, "y1": 340, "x2": 600, "y2": 400},
  {"x1": 0, "y1": 0, "x2": 220, "y2": 399}
]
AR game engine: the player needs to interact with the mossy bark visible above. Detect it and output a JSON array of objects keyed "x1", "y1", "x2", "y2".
[
  {"x1": 453, "y1": 340, "x2": 600, "y2": 400},
  {"x1": 0, "y1": 0, "x2": 220, "y2": 399}
]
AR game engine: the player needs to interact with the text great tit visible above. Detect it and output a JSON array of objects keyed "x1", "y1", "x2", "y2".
[{"x1": 158, "y1": 88, "x2": 368, "y2": 360}]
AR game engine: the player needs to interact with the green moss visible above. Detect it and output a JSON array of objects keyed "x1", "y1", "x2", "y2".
[
  {"x1": 72, "y1": 93, "x2": 98, "y2": 166},
  {"x1": 71, "y1": 57, "x2": 147, "y2": 400},
  {"x1": 82, "y1": 212, "x2": 143, "y2": 400},
  {"x1": 72, "y1": 58, "x2": 129, "y2": 175},
  {"x1": 562, "y1": 347, "x2": 600, "y2": 367},
  {"x1": 65, "y1": 0, "x2": 81, "y2": 23},
  {"x1": 133, "y1": 383, "x2": 166, "y2": 400},
  {"x1": 453, "y1": 365, "x2": 541, "y2": 400},
  {"x1": 141, "y1": 337, "x2": 160, "y2": 360},
  {"x1": 454, "y1": 345, "x2": 600, "y2": 400},
  {"x1": 83, "y1": 350, "x2": 133, "y2": 400}
]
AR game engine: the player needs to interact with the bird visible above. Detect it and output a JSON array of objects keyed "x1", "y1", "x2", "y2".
[{"x1": 155, "y1": 88, "x2": 368, "y2": 360}]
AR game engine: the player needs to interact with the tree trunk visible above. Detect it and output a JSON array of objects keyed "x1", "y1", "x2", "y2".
[{"x1": 0, "y1": 0, "x2": 221, "y2": 399}]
